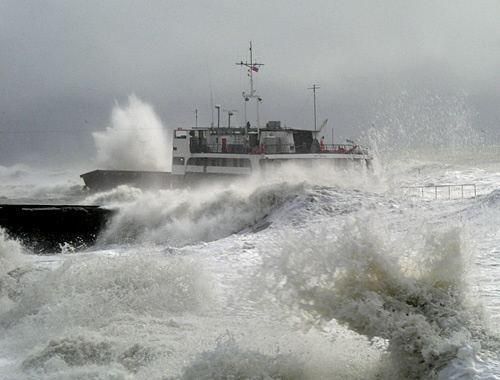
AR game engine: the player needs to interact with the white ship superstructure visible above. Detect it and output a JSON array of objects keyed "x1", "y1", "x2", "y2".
[
  {"x1": 171, "y1": 123, "x2": 370, "y2": 178},
  {"x1": 81, "y1": 43, "x2": 371, "y2": 190}
]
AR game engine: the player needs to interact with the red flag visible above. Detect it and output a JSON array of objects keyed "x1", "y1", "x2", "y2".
[{"x1": 251, "y1": 66, "x2": 259, "y2": 72}]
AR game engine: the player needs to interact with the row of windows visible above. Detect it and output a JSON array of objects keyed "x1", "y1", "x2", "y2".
[
  {"x1": 173, "y1": 156, "x2": 252, "y2": 167},
  {"x1": 188, "y1": 157, "x2": 251, "y2": 168}
]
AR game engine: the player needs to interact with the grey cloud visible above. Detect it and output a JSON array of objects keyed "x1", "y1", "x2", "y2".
[{"x1": 1, "y1": 0, "x2": 499, "y2": 164}]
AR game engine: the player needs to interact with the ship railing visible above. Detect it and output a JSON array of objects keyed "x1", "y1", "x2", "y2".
[
  {"x1": 190, "y1": 143, "x2": 252, "y2": 154},
  {"x1": 190, "y1": 143, "x2": 368, "y2": 155},
  {"x1": 319, "y1": 144, "x2": 367, "y2": 154},
  {"x1": 401, "y1": 184, "x2": 477, "y2": 199}
]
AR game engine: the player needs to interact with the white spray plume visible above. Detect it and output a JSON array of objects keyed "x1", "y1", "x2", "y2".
[
  {"x1": 93, "y1": 94, "x2": 171, "y2": 171},
  {"x1": 362, "y1": 91, "x2": 482, "y2": 161}
]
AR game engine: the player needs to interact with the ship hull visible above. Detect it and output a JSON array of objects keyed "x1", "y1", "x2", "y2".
[
  {"x1": 80, "y1": 170, "x2": 184, "y2": 190},
  {"x1": 80, "y1": 169, "x2": 242, "y2": 191}
]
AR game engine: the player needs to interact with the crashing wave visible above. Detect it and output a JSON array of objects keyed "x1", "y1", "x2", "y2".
[
  {"x1": 97, "y1": 182, "x2": 307, "y2": 247},
  {"x1": 259, "y1": 219, "x2": 492, "y2": 379}
]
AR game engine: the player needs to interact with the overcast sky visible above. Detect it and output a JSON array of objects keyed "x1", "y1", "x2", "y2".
[{"x1": 1, "y1": 0, "x2": 499, "y2": 165}]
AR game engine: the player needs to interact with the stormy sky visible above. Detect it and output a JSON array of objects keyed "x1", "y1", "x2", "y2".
[{"x1": 1, "y1": 0, "x2": 499, "y2": 166}]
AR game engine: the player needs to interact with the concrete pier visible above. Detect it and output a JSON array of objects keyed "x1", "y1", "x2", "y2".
[{"x1": 0, "y1": 204, "x2": 114, "y2": 253}]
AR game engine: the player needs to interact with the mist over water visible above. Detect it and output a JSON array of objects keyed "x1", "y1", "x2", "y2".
[{"x1": 93, "y1": 95, "x2": 171, "y2": 171}]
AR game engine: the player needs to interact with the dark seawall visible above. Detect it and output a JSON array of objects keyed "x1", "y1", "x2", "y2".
[{"x1": 0, "y1": 204, "x2": 114, "y2": 253}]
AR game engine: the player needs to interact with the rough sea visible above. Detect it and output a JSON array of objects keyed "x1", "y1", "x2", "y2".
[
  {"x1": 0, "y1": 150, "x2": 499, "y2": 380},
  {"x1": 0, "y1": 95, "x2": 499, "y2": 379}
]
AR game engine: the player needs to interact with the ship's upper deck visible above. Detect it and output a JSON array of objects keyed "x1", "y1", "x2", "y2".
[{"x1": 174, "y1": 121, "x2": 369, "y2": 156}]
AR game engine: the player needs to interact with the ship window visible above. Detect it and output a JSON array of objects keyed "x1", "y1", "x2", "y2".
[
  {"x1": 187, "y1": 158, "x2": 207, "y2": 166},
  {"x1": 240, "y1": 159, "x2": 251, "y2": 167},
  {"x1": 175, "y1": 130, "x2": 188, "y2": 139},
  {"x1": 186, "y1": 157, "x2": 251, "y2": 167},
  {"x1": 173, "y1": 157, "x2": 185, "y2": 165}
]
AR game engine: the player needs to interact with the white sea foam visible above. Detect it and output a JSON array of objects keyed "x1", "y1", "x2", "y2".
[
  {"x1": 258, "y1": 218, "x2": 493, "y2": 379},
  {"x1": 2, "y1": 252, "x2": 213, "y2": 331},
  {"x1": 178, "y1": 333, "x2": 304, "y2": 380}
]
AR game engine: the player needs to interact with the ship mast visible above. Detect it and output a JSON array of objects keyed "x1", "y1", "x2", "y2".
[
  {"x1": 308, "y1": 83, "x2": 320, "y2": 133},
  {"x1": 236, "y1": 42, "x2": 264, "y2": 127}
]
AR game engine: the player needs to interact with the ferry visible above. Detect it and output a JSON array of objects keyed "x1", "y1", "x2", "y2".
[{"x1": 81, "y1": 43, "x2": 372, "y2": 190}]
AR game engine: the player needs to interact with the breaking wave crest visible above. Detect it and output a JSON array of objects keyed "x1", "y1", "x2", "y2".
[
  {"x1": 89, "y1": 162, "x2": 380, "y2": 248},
  {"x1": 260, "y1": 219, "x2": 493, "y2": 379},
  {"x1": 82, "y1": 184, "x2": 144, "y2": 206},
  {"x1": 97, "y1": 181, "x2": 307, "y2": 247}
]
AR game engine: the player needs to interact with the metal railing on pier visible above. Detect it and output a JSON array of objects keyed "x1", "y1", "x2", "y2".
[{"x1": 401, "y1": 184, "x2": 477, "y2": 199}]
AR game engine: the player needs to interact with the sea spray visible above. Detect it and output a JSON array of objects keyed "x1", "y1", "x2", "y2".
[
  {"x1": 363, "y1": 91, "x2": 482, "y2": 158},
  {"x1": 0, "y1": 164, "x2": 30, "y2": 181},
  {"x1": 82, "y1": 184, "x2": 144, "y2": 207},
  {"x1": 0, "y1": 229, "x2": 26, "y2": 275},
  {"x1": 259, "y1": 218, "x2": 486, "y2": 379},
  {"x1": 0, "y1": 165, "x2": 84, "y2": 203},
  {"x1": 97, "y1": 181, "x2": 306, "y2": 247},
  {"x1": 361, "y1": 91, "x2": 485, "y2": 190},
  {"x1": 93, "y1": 95, "x2": 171, "y2": 171},
  {"x1": 0, "y1": 229, "x2": 28, "y2": 315}
]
